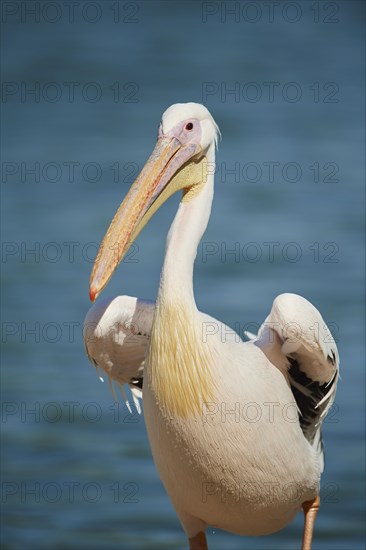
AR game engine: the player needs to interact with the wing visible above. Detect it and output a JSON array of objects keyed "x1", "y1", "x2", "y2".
[
  {"x1": 84, "y1": 295, "x2": 155, "y2": 411},
  {"x1": 255, "y1": 293, "x2": 339, "y2": 471}
]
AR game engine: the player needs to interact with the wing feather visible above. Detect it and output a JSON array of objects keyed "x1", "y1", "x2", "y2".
[
  {"x1": 256, "y1": 293, "x2": 339, "y2": 471},
  {"x1": 84, "y1": 295, "x2": 155, "y2": 409}
]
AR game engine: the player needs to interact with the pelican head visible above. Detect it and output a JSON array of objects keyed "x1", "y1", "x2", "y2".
[
  {"x1": 89, "y1": 103, "x2": 220, "y2": 301},
  {"x1": 160, "y1": 102, "x2": 220, "y2": 152}
]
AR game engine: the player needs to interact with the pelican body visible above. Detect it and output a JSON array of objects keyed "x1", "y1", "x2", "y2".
[{"x1": 84, "y1": 103, "x2": 338, "y2": 549}]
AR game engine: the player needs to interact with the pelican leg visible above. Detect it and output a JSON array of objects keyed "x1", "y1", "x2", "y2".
[
  {"x1": 301, "y1": 496, "x2": 320, "y2": 550},
  {"x1": 189, "y1": 531, "x2": 208, "y2": 550}
]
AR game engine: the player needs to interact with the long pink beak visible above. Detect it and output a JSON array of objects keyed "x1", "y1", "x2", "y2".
[{"x1": 89, "y1": 136, "x2": 200, "y2": 301}]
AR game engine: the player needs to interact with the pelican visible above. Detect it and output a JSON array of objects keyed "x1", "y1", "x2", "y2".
[{"x1": 84, "y1": 103, "x2": 339, "y2": 550}]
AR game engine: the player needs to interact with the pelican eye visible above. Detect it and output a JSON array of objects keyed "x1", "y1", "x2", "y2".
[{"x1": 185, "y1": 122, "x2": 194, "y2": 131}]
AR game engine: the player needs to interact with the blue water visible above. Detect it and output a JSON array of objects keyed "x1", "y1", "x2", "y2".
[{"x1": 2, "y1": 2, "x2": 365, "y2": 549}]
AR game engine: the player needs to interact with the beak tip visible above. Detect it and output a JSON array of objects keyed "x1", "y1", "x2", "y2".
[{"x1": 89, "y1": 286, "x2": 98, "y2": 303}]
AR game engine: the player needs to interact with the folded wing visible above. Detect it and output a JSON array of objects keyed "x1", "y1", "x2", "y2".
[
  {"x1": 84, "y1": 295, "x2": 155, "y2": 411},
  {"x1": 255, "y1": 293, "x2": 339, "y2": 471}
]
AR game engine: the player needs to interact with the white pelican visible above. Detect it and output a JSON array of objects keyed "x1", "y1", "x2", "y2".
[{"x1": 84, "y1": 103, "x2": 339, "y2": 550}]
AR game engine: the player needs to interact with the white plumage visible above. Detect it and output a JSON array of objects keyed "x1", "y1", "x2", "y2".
[{"x1": 84, "y1": 103, "x2": 339, "y2": 550}]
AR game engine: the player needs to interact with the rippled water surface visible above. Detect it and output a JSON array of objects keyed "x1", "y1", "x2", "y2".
[{"x1": 2, "y1": 2, "x2": 365, "y2": 549}]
